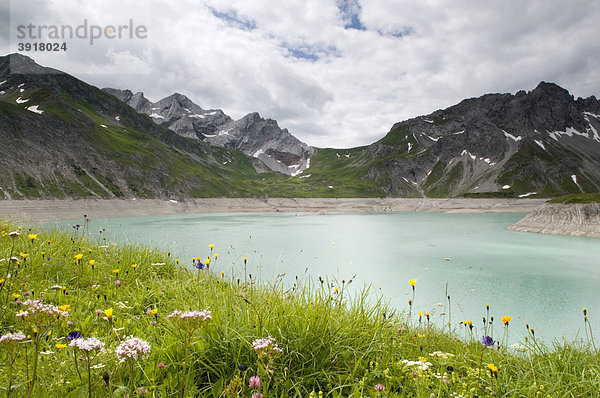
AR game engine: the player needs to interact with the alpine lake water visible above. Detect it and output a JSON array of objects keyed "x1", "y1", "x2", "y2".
[{"x1": 42, "y1": 211, "x2": 600, "y2": 345}]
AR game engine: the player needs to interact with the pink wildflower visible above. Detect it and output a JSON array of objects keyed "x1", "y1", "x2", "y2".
[
  {"x1": 167, "y1": 309, "x2": 212, "y2": 321},
  {"x1": 252, "y1": 336, "x2": 283, "y2": 360},
  {"x1": 69, "y1": 337, "x2": 105, "y2": 352},
  {"x1": 249, "y1": 376, "x2": 260, "y2": 388},
  {"x1": 374, "y1": 384, "x2": 385, "y2": 392},
  {"x1": 115, "y1": 337, "x2": 151, "y2": 362},
  {"x1": 252, "y1": 393, "x2": 263, "y2": 398},
  {"x1": 0, "y1": 331, "x2": 27, "y2": 344}
]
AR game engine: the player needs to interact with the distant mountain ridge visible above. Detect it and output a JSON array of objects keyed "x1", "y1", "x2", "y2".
[
  {"x1": 356, "y1": 81, "x2": 600, "y2": 197},
  {"x1": 2, "y1": 52, "x2": 600, "y2": 200},
  {"x1": 102, "y1": 88, "x2": 313, "y2": 175}
]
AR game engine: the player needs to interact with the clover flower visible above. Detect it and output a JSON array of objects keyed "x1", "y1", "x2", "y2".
[
  {"x1": 70, "y1": 337, "x2": 105, "y2": 352},
  {"x1": 374, "y1": 384, "x2": 385, "y2": 392},
  {"x1": 249, "y1": 375, "x2": 260, "y2": 388},
  {"x1": 252, "y1": 393, "x2": 263, "y2": 398},
  {"x1": 115, "y1": 337, "x2": 151, "y2": 362}
]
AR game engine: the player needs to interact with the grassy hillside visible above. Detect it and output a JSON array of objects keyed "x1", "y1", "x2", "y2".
[
  {"x1": 547, "y1": 193, "x2": 600, "y2": 204},
  {"x1": 1, "y1": 220, "x2": 599, "y2": 397}
]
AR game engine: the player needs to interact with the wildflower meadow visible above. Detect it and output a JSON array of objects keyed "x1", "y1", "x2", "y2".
[{"x1": 0, "y1": 219, "x2": 599, "y2": 397}]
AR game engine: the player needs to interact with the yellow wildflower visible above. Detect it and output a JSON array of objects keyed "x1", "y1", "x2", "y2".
[
  {"x1": 408, "y1": 279, "x2": 417, "y2": 287},
  {"x1": 501, "y1": 316, "x2": 513, "y2": 326},
  {"x1": 205, "y1": 258, "x2": 211, "y2": 265},
  {"x1": 12, "y1": 293, "x2": 21, "y2": 299},
  {"x1": 59, "y1": 305, "x2": 71, "y2": 312},
  {"x1": 150, "y1": 308, "x2": 158, "y2": 315},
  {"x1": 487, "y1": 363, "x2": 499, "y2": 373},
  {"x1": 20, "y1": 252, "x2": 29, "y2": 259},
  {"x1": 89, "y1": 260, "x2": 95, "y2": 267},
  {"x1": 131, "y1": 263, "x2": 138, "y2": 269},
  {"x1": 28, "y1": 233, "x2": 38, "y2": 241},
  {"x1": 175, "y1": 258, "x2": 179, "y2": 263},
  {"x1": 55, "y1": 343, "x2": 67, "y2": 349},
  {"x1": 418, "y1": 333, "x2": 426, "y2": 338},
  {"x1": 467, "y1": 320, "x2": 473, "y2": 326},
  {"x1": 209, "y1": 244, "x2": 214, "y2": 249},
  {"x1": 112, "y1": 269, "x2": 120, "y2": 275},
  {"x1": 74, "y1": 254, "x2": 83, "y2": 261},
  {"x1": 214, "y1": 253, "x2": 219, "y2": 259},
  {"x1": 418, "y1": 356, "x2": 427, "y2": 363},
  {"x1": 104, "y1": 308, "x2": 113, "y2": 319}
]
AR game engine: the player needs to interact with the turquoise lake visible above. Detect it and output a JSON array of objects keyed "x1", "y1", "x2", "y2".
[{"x1": 43, "y1": 211, "x2": 600, "y2": 344}]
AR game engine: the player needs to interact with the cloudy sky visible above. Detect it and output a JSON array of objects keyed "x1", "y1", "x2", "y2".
[{"x1": 2, "y1": 0, "x2": 600, "y2": 148}]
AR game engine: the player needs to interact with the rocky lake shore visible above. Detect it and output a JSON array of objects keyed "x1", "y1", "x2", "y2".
[{"x1": 508, "y1": 202, "x2": 600, "y2": 238}]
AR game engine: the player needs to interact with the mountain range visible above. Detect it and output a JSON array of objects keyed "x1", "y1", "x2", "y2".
[
  {"x1": 101, "y1": 88, "x2": 313, "y2": 176},
  {"x1": 1, "y1": 53, "x2": 599, "y2": 199}
]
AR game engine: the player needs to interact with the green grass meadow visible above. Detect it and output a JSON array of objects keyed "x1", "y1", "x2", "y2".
[{"x1": 1, "y1": 219, "x2": 599, "y2": 397}]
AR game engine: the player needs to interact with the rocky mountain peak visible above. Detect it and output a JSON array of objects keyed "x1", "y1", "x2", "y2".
[{"x1": 102, "y1": 88, "x2": 313, "y2": 175}]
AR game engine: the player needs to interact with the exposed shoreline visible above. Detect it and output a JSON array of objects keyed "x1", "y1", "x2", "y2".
[
  {"x1": 0, "y1": 198, "x2": 547, "y2": 222},
  {"x1": 508, "y1": 202, "x2": 600, "y2": 238}
]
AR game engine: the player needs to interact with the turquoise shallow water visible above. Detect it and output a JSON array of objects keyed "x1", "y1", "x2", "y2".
[{"x1": 43, "y1": 211, "x2": 600, "y2": 343}]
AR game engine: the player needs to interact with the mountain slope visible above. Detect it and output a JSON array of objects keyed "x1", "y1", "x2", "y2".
[
  {"x1": 2, "y1": 53, "x2": 599, "y2": 200},
  {"x1": 103, "y1": 88, "x2": 313, "y2": 175},
  {"x1": 0, "y1": 54, "x2": 272, "y2": 199},
  {"x1": 370, "y1": 82, "x2": 600, "y2": 197},
  {"x1": 294, "y1": 82, "x2": 600, "y2": 198}
]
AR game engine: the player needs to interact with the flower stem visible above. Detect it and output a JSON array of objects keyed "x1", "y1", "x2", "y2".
[
  {"x1": 26, "y1": 340, "x2": 40, "y2": 398},
  {"x1": 87, "y1": 353, "x2": 93, "y2": 398}
]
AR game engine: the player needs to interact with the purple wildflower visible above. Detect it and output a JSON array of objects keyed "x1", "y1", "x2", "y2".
[
  {"x1": 66, "y1": 331, "x2": 82, "y2": 341},
  {"x1": 374, "y1": 384, "x2": 385, "y2": 391},
  {"x1": 481, "y1": 335, "x2": 494, "y2": 347}
]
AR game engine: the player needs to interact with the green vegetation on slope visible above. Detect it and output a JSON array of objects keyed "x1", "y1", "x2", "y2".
[
  {"x1": 1, "y1": 221, "x2": 599, "y2": 397},
  {"x1": 548, "y1": 193, "x2": 600, "y2": 204}
]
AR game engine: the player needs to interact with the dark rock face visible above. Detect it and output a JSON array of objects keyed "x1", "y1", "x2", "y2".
[
  {"x1": 102, "y1": 89, "x2": 313, "y2": 175},
  {"x1": 364, "y1": 82, "x2": 600, "y2": 197}
]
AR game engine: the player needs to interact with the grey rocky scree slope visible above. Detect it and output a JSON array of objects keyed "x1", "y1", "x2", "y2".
[
  {"x1": 508, "y1": 202, "x2": 600, "y2": 238},
  {"x1": 103, "y1": 88, "x2": 313, "y2": 175},
  {"x1": 363, "y1": 82, "x2": 600, "y2": 197}
]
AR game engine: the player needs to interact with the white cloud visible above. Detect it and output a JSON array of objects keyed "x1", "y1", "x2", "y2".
[{"x1": 2, "y1": 0, "x2": 600, "y2": 148}]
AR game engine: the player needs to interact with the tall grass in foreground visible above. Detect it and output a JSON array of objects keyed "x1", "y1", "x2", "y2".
[{"x1": 1, "y1": 220, "x2": 599, "y2": 397}]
